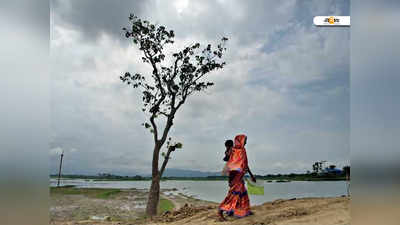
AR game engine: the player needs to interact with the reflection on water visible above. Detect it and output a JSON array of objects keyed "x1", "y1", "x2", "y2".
[{"x1": 50, "y1": 179, "x2": 347, "y2": 205}]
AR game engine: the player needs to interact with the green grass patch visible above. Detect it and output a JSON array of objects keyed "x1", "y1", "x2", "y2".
[
  {"x1": 158, "y1": 198, "x2": 174, "y2": 214},
  {"x1": 50, "y1": 186, "x2": 121, "y2": 199}
]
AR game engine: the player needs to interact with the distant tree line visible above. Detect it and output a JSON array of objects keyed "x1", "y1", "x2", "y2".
[
  {"x1": 51, "y1": 170, "x2": 348, "y2": 181},
  {"x1": 50, "y1": 163, "x2": 349, "y2": 182}
]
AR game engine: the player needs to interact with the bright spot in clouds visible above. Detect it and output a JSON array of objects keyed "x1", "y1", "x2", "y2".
[{"x1": 174, "y1": 0, "x2": 189, "y2": 14}]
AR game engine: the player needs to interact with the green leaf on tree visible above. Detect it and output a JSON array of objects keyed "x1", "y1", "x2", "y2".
[{"x1": 175, "y1": 143, "x2": 183, "y2": 149}]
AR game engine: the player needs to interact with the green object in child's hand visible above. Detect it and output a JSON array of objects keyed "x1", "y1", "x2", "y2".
[{"x1": 246, "y1": 178, "x2": 264, "y2": 195}]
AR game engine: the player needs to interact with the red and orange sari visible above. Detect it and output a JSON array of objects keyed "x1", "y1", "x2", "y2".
[{"x1": 219, "y1": 134, "x2": 252, "y2": 217}]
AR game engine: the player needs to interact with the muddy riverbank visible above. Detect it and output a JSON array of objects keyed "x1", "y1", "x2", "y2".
[{"x1": 50, "y1": 186, "x2": 349, "y2": 225}]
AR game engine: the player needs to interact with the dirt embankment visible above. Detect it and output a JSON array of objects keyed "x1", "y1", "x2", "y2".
[
  {"x1": 50, "y1": 186, "x2": 349, "y2": 225},
  {"x1": 149, "y1": 197, "x2": 349, "y2": 225}
]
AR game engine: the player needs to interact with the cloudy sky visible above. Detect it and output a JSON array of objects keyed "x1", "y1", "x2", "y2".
[{"x1": 50, "y1": 0, "x2": 350, "y2": 176}]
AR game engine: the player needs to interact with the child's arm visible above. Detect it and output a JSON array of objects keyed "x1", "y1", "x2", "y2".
[{"x1": 247, "y1": 167, "x2": 256, "y2": 182}]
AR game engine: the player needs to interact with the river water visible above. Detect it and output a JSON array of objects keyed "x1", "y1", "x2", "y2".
[{"x1": 50, "y1": 179, "x2": 348, "y2": 205}]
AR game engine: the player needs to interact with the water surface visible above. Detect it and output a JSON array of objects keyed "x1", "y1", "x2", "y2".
[{"x1": 50, "y1": 179, "x2": 347, "y2": 205}]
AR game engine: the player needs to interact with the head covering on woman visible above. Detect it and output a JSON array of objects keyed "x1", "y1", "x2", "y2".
[{"x1": 226, "y1": 134, "x2": 248, "y2": 173}]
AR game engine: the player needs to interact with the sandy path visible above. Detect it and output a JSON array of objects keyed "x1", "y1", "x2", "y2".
[{"x1": 149, "y1": 197, "x2": 349, "y2": 225}]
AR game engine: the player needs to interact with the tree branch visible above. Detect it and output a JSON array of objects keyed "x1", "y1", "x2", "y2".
[
  {"x1": 160, "y1": 115, "x2": 174, "y2": 144},
  {"x1": 149, "y1": 115, "x2": 158, "y2": 143},
  {"x1": 159, "y1": 146, "x2": 176, "y2": 177},
  {"x1": 144, "y1": 49, "x2": 165, "y2": 97},
  {"x1": 172, "y1": 57, "x2": 180, "y2": 80},
  {"x1": 159, "y1": 111, "x2": 169, "y2": 117},
  {"x1": 175, "y1": 98, "x2": 186, "y2": 111}
]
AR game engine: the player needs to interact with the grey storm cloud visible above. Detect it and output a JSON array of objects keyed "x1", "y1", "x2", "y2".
[
  {"x1": 51, "y1": 0, "x2": 147, "y2": 42},
  {"x1": 50, "y1": 0, "x2": 350, "y2": 175}
]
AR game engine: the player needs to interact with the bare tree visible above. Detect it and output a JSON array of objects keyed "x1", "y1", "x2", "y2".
[{"x1": 120, "y1": 14, "x2": 228, "y2": 216}]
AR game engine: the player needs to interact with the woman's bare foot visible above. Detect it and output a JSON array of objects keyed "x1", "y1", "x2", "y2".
[{"x1": 217, "y1": 210, "x2": 226, "y2": 221}]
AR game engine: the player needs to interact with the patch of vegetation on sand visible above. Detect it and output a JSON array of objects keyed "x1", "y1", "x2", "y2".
[
  {"x1": 96, "y1": 189, "x2": 121, "y2": 199},
  {"x1": 50, "y1": 186, "x2": 121, "y2": 199},
  {"x1": 158, "y1": 198, "x2": 175, "y2": 214}
]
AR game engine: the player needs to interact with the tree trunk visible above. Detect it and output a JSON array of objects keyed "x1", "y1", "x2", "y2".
[
  {"x1": 145, "y1": 116, "x2": 174, "y2": 217},
  {"x1": 145, "y1": 174, "x2": 160, "y2": 216},
  {"x1": 146, "y1": 143, "x2": 161, "y2": 217}
]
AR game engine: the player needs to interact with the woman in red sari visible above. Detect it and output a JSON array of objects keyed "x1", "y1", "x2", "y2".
[{"x1": 218, "y1": 134, "x2": 256, "y2": 220}]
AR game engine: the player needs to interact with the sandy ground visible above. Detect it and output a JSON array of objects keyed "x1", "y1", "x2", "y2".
[
  {"x1": 50, "y1": 187, "x2": 349, "y2": 225},
  {"x1": 50, "y1": 188, "x2": 149, "y2": 222},
  {"x1": 50, "y1": 187, "x2": 214, "y2": 224},
  {"x1": 149, "y1": 197, "x2": 349, "y2": 225}
]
